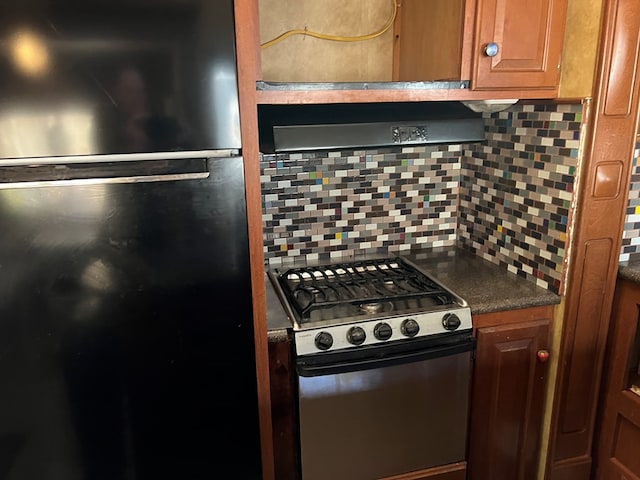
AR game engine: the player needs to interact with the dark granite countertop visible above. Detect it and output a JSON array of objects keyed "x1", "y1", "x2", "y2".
[
  {"x1": 618, "y1": 259, "x2": 640, "y2": 283},
  {"x1": 265, "y1": 270, "x2": 292, "y2": 342},
  {"x1": 265, "y1": 246, "x2": 561, "y2": 339}
]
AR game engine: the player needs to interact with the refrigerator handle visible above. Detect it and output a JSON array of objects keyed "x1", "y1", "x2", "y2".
[
  {"x1": 0, "y1": 171, "x2": 210, "y2": 189},
  {"x1": 0, "y1": 155, "x2": 226, "y2": 189}
]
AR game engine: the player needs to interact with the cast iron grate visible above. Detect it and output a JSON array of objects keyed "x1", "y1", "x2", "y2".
[{"x1": 276, "y1": 257, "x2": 454, "y2": 323}]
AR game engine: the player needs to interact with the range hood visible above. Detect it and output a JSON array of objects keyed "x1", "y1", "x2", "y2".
[{"x1": 258, "y1": 100, "x2": 486, "y2": 153}]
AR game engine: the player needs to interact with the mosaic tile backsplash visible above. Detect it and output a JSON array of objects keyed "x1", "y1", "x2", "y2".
[
  {"x1": 620, "y1": 144, "x2": 640, "y2": 263},
  {"x1": 458, "y1": 103, "x2": 581, "y2": 293},
  {"x1": 261, "y1": 102, "x2": 583, "y2": 294},
  {"x1": 261, "y1": 144, "x2": 467, "y2": 262}
]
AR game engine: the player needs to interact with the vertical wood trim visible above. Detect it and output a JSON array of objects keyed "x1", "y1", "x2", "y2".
[
  {"x1": 391, "y1": 0, "x2": 403, "y2": 81},
  {"x1": 547, "y1": 0, "x2": 640, "y2": 477},
  {"x1": 603, "y1": 0, "x2": 640, "y2": 116},
  {"x1": 560, "y1": 98, "x2": 593, "y2": 298},
  {"x1": 233, "y1": 1, "x2": 275, "y2": 479},
  {"x1": 459, "y1": 0, "x2": 476, "y2": 81},
  {"x1": 239, "y1": 0, "x2": 263, "y2": 80}
]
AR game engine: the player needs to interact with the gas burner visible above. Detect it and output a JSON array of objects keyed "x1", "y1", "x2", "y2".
[{"x1": 358, "y1": 302, "x2": 394, "y2": 315}]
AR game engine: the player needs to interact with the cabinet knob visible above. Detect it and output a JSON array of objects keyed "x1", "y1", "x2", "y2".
[
  {"x1": 537, "y1": 350, "x2": 550, "y2": 363},
  {"x1": 484, "y1": 42, "x2": 499, "y2": 57}
]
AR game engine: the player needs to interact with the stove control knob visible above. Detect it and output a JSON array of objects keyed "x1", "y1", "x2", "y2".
[
  {"x1": 347, "y1": 326, "x2": 366, "y2": 345},
  {"x1": 374, "y1": 322, "x2": 393, "y2": 341},
  {"x1": 314, "y1": 331, "x2": 334, "y2": 351},
  {"x1": 401, "y1": 319, "x2": 420, "y2": 337},
  {"x1": 442, "y1": 313, "x2": 461, "y2": 331}
]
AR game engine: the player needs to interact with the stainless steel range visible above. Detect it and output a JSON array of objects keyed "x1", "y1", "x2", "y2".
[{"x1": 269, "y1": 256, "x2": 476, "y2": 480}]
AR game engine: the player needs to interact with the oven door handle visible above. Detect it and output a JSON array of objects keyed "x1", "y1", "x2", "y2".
[{"x1": 296, "y1": 333, "x2": 476, "y2": 377}]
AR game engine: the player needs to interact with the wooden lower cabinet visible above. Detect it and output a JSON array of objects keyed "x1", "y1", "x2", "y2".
[
  {"x1": 467, "y1": 307, "x2": 553, "y2": 480},
  {"x1": 595, "y1": 278, "x2": 640, "y2": 480}
]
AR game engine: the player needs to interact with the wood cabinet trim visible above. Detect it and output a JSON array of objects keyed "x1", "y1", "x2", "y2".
[
  {"x1": 255, "y1": 86, "x2": 558, "y2": 105},
  {"x1": 268, "y1": 338, "x2": 299, "y2": 480},
  {"x1": 473, "y1": 305, "x2": 555, "y2": 330},
  {"x1": 234, "y1": 0, "x2": 274, "y2": 479},
  {"x1": 459, "y1": 0, "x2": 476, "y2": 82}
]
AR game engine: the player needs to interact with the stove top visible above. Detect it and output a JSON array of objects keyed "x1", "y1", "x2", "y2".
[{"x1": 269, "y1": 257, "x2": 472, "y2": 356}]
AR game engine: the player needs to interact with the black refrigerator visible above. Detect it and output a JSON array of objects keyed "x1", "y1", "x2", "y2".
[{"x1": 0, "y1": 1, "x2": 263, "y2": 479}]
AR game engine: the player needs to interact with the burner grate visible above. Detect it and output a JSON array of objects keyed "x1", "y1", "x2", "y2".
[{"x1": 276, "y1": 257, "x2": 453, "y2": 322}]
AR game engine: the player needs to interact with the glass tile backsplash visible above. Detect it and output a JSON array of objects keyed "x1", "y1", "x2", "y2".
[
  {"x1": 261, "y1": 102, "x2": 584, "y2": 295},
  {"x1": 261, "y1": 145, "x2": 466, "y2": 263},
  {"x1": 459, "y1": 103, "x2": 581, "y2": 293}
]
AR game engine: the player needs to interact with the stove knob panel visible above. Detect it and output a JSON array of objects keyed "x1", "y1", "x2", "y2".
[
  {"x1": 442, "y1": 313, "x2": 462, "y2": 331},
  {"x1": 347, "y1": 326, "x2": 366, "y2": 345},
  {"x1": 314, "y1": 331, "x2": 334, "y2": 351},
  {"x1": 374, "y1": 322, "x2": 393, "y2": 341},
  {"x1": 401, "y1": 319, "x2": 420, "y2": 337}
]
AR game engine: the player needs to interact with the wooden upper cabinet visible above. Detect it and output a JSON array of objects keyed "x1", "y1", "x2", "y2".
[
  {"x1": 253, "y1": 0, "x2": 572, "y2": 103},
  {"x1": 394, "y1": 0, "x2": 569, "y2": 92},
  {"x1": 471, "y1": 0, "x2": 568, "y2": 91}
]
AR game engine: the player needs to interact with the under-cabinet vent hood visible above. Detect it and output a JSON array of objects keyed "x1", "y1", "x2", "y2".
[{"x1": 258, "y1": 101, "x2": 486, "y2": 153}]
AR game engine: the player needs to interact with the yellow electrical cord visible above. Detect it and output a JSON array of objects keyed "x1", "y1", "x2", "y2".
[{"x1": 261, "y1": 0, "x2": 398, "y2": 49}]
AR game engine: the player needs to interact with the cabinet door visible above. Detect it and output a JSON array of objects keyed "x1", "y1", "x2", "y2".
[
  {"x1": 468, "y1": 319, "x2": 550, "y2": 480},
  {"x1": 595, "y1": 279, "x2": 640, "y2": 480},
  {"x1": 472, "y1": 0, "x2": 568, "y2": 90}
]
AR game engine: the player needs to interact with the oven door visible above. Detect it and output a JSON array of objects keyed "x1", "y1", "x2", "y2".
[{"x1": 296, "y1": 331, "x2": 475, "y2": 480}]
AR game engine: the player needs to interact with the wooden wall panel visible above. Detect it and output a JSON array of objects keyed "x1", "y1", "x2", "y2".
[
  {"x1": 556, "y1": 239, "x2": 615, "y2": 457},
  {"x1": 547, "y1": 0, "x2": 640, "y2": 478}
]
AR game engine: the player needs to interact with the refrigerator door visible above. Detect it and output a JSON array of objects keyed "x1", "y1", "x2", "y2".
[{"x1": 0, "y1": 156, "x2": 261, "y2": 479}]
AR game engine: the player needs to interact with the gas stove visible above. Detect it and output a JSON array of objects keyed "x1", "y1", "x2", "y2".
[{"x1": 268, "y1": 256, "x2": 472, "y2": 356}]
